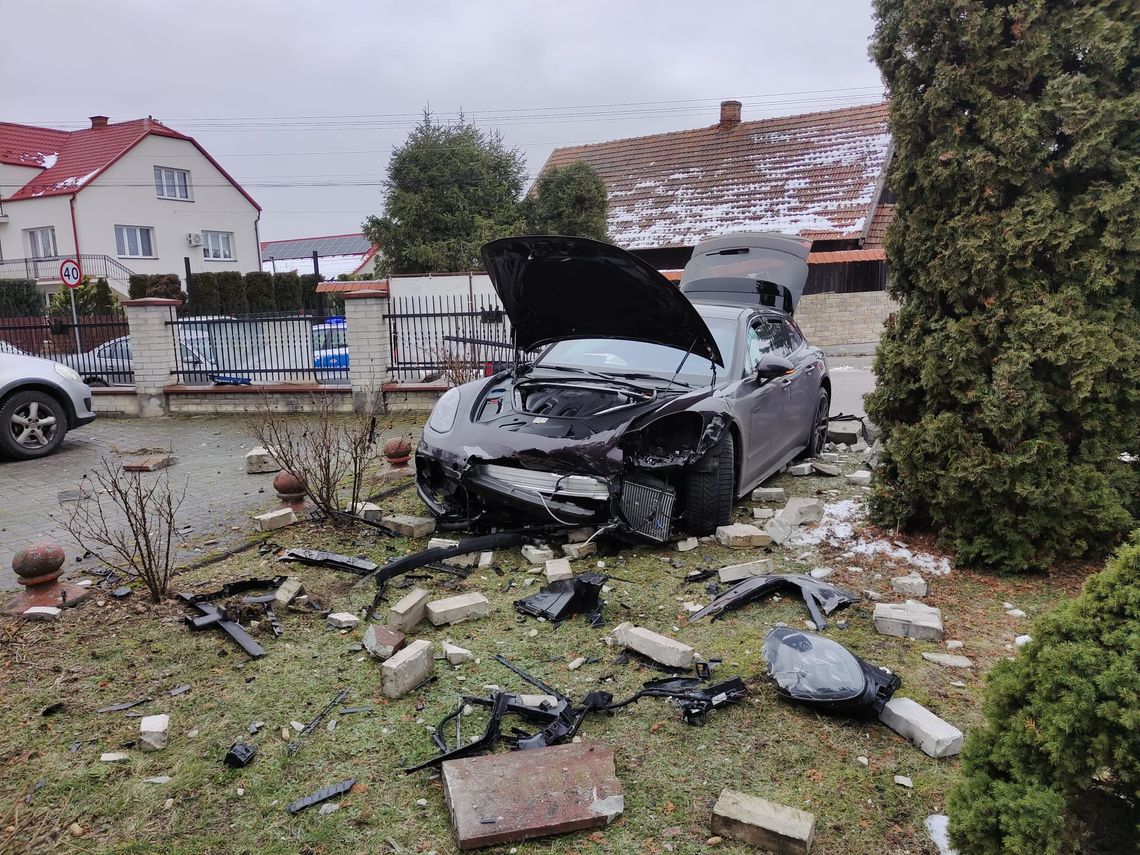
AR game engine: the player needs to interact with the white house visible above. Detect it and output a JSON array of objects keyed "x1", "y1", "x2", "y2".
[{"x1": 0, "y1": 115, "x2": 260, "y2": 297}]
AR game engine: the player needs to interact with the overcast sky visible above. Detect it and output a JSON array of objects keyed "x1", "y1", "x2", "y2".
[{"x1": 2, "y1": 0, "x2": 883, "y2": 241}]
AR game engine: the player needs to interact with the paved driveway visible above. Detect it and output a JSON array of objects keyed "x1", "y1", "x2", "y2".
[{"x1": 0, "y1": 415, "x2": 378, "y2": 590}]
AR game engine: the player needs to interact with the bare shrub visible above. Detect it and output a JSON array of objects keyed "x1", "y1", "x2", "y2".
[
  {"x1": 430, "y1": 344, "x2": 482, "y2": 388},
  {"x1": 247, "y1": 390, "x2": 384, "y2": 522},
  {"x1": 64, "y1": 458, "x2": 187, "y2": 603}
]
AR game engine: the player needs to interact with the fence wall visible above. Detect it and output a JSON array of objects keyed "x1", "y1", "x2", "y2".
[{"x1": 388, "y1": 293, "x2": 514, "y2": 383}]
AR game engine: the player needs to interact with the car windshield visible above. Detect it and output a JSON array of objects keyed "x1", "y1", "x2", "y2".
[{"x1": 536, "y1": 316, "x2": 736, "y2": 385}]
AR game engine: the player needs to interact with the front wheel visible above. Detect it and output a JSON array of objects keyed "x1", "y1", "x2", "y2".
[
  {"x1": 682, "y1": 432, "x2": 735, "y2": 535},
  {"x1": 0, "y1": 390, "x2": 68, "y2": 460},
  {"x1": 798, "y1": 387, "x2": 830, "y2": 460}
]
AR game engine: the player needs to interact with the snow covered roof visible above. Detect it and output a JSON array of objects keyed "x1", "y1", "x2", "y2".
[
  {"x1": 0, "y1": 118, "x2": 260, "y2": 209},
  {"x1": 538, "y1": 102, "x2": 892, "y2": 249}
]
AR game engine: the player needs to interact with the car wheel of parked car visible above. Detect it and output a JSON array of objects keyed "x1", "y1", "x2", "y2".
[
  {"x1": 799, "y1": 387, "x2": 830, "y2": 460},
  {"x1": 0, "y1": 390, "x2": 68, "y2": 460},
  {"x1": 83, "y1": 376, "x2": 109, "y2": 387},
  {"x1": 682, "y1": 432, "x2": 735, "y2": 535}
]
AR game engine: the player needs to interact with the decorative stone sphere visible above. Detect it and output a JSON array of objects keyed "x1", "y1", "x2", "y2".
[
  {"x1": 273, "y1": 470, "x2": 306, "y2": 500},
  {"x1": 13, "y1": 542, "x2": 66, "y2": 587},
  {"x1": 383, "y1": 437, "x2": 413, "y2": 466}
]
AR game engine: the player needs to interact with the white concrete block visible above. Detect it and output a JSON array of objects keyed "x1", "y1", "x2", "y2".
[
  {"x1": 522, "y1": 544, "x2": 555, "y2": 563},
  {"x1": 873, "y1": 600, "x2": 944, "y2": 641},
  {"x1": 327, "y1": 612, "x2": 360, "y2": 629},
  {"x1": 22, "y1": 606, "x2": 62, "y2": 621},
  {"x1": 245, "y1": 446, "x2": 280, "y2": 474},
  {"x1": 545, "y1": 558, "x2": 573, "y2": 582},
  {"x1": 787, "y1": 463, "x2": 814, "y2": 476},
  {"x1": 711, "y1": 788, "x2": 815, "y2": 855},
  {"x1": 752, "y1": 507, "x2": 775, "y2": 520},
  {"x1": 879, "y1": 697, "x2": 964, "y2": 758},
  {"x1": 443, "y1": 641, "x2": 473, "y2": 665},
  {"x1": 674, "y1": 536, "x2": 699, "y2": 552},
  {"x1": 139, "y1": 714, "x2": 170, "y2": 751},
  {"x1": 382, "y1": 514, "x2": 436, "y2": 538},
  {"x1": 715, "y1": 523, "x2": 772, "y2": 547},
  {"x1": 349, "y1": 501, "x2": 383, "y2": 522},
  {"x1": 848, "y1": 470, "x2": 873, "y2": 486},
  {"x1": 426, "y1": 592, "x2": 490, "y2": 626},
  {"x1": 891, "y1": 572, "x2": 928, "y2": 597},
  {"x1": 719, "y1": 558, "x2": 775, "y2": 583},
  {"x1": 562, "y1": 541, "x2": 597, "y2": 560},
  {"x1": 255, "y1": 507, "x2": 296, "y2": 531},
  {"x1": 612, "y1": 621, "x2": 695, "y2": 669},
  {"x1": 381, "y1": 639, "x2": 434, "y2": 698},
  {"x1": 363, "y1": 624, "x2": 405, "y2": 659},
  {"x1": 751, "y1": 487, "x2": 786, "y2": 503},
  {"x1": 388, "y1": 587, "x2": 430, "y2": 632},
  {"x1": 274, "y1": 577, "x2": 303, "y2": 606},
  {"x1": 922, "y1": 652, "x2": 973, "y2": 668},
  {"x1": 779, "y1": 497, "x2": 825, "y2": 526},
  {"x1": 429, "y1": 537, "x2": 477, "y2": 568}
]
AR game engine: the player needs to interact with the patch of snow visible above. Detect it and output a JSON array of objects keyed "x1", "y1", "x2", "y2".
[
  {"x1": 924, "y1": 814, "x2": 958, "y2": 855},
  {"x1": 38, "y1": 152, "x2": 59, "y2": 169},
  {"x1": 848, "y1": 538, "x2": 952, "y2": 575},
  {"x1": 829, "y1": 365, "x2": 856, "y2": 372},
  {"x1": 1121, "y1": 451, "x2": 1137, "y2": 463},
  {"x1": 782, "y1": 498, "x2": 862, "y2": 547}
]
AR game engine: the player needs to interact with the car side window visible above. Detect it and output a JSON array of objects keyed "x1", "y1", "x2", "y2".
[
  {"x1": 784, "y1": 320, "x2": 804, "y2": 351},
  {"x1": 100, "y1": 339, "x2": 129, "y2": 360},
  {"x1": 742, "y1": 322, "x2": 777, "y2": 376},
  {"x1": 766, "y1": 318, "x2": 794, "y2": 356}
]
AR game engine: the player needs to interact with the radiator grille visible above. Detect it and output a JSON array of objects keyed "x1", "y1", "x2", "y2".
[{"x1": 620, "y1": 478, "x2": 675, "y2": 542}]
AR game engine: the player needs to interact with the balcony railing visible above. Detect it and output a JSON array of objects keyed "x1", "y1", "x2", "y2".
[{"x1": 0, "y1": 254, "x2": 135, "y2": 294}]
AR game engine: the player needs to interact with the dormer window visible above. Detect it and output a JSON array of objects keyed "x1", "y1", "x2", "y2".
[{"x1": 154, "y1": 166, "x2": 191, "y2": 200}]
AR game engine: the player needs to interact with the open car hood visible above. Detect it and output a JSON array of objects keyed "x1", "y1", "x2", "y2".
[
  {"x1": 679, "y1": 232, "x2": 811, "y2": 314},
  {"x1": 481, "y1": 236, "x2": 724, "y2": 366}
]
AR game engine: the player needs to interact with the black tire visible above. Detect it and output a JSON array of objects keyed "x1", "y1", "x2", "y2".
[
  {"x1": 84, "y1": 376, "x2": 109, "y2": 387},
  {"x1": 0, "y1": 390, "x2": 68, "y2": 460},
  {"x1": 682, "y1": 432, "x2": 735, "y2": 535},
  {"x1": 798, "y1": 386, "x2": 830, "y2": 460}
]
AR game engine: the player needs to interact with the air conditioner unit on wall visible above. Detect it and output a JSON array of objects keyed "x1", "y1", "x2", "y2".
[{"x1": 187, "y1": 233, "x2": 202, "y2": 246}]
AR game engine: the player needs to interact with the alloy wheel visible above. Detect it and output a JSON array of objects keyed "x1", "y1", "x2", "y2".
[{"x1": 10, "y1": 400, "x2": 59, "y2": 449}]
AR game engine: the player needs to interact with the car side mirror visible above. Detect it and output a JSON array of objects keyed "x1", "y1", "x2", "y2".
[{"x1": 755, "y1": 355, "x2": 793, "y2": 383}]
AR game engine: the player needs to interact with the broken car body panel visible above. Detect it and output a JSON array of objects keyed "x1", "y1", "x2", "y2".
[
  {"x1": 679, "y1": 232, "x2": 812, "y2": 314},
  {"x1": 417, "y1": 236, "x2": 830, "y2": 540},
  {"x1": 481, "y1": 235, "x2": 723, "y2": 363}
]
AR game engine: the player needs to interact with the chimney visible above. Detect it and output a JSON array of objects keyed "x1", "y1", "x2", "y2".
[
  {"x1": 89, "y1": 115, "x2": 109, "y2": 129},
  {"x1": 719, "y1": 100, "x2": 741, "y2": 127}
]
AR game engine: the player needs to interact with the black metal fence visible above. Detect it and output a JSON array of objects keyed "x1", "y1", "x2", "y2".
[
  {"x1": 0, "y1": 314, "x2": 132, "y2": 385},
  {"x1": 388, "y1": 294, "x2": 514, "y2": 383},
  {"x1": 166, "y1": 311, "x2": 348, "y2": 385}
]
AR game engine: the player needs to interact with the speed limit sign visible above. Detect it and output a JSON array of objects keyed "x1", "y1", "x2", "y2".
[{"x1": 60, "y1": 258, "x2": 82, "y2": 289}]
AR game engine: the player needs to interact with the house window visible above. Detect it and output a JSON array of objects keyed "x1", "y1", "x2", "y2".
[
  {"x1": 27, "y1": 226, "x2": 58, "y2": 258},
  {"x1": 154, "y1": 166, "x2": 191, "y2": 200},
  {"x1": 115, "y1": 225, "x2": 156, "y2": 258},
  {"x1": 202, "y1": 230, "x2": 234, "y2": 261}
]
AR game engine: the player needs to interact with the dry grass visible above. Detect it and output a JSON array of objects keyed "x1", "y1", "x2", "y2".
[{"x1": 0, "y1": 450, "x2": 1098, "y2": 854}]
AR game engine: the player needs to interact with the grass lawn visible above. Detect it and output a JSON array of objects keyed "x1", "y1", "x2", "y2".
[{"x1": 0, "y1": 433, "x2": 1096, "y2": 854}]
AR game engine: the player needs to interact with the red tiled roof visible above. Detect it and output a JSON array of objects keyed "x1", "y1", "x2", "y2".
[
  {"x1": 806, "y1": 248, "x2": 886, "y2": 264},
  {"x1": 863, "y1": 202, "x2": 895, "y2": 248},
  {"x1": 0, "y1": 118, "x2": 260, "y2": 210},
  {"x1": 540, "y1": 102, "x2": 891, "y2": 250}
]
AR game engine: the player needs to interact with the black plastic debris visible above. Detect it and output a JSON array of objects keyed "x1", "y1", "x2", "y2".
[
  {"x1": 285, "y1": 689, "x2": 349, "y2": 755},
  {"x1": 513, "y1": 573, "x2": 607, "y2": 623},
  {"x1": 40, "y1": 702, "x2": 65, "y2": 716},
  {"x1": 110, "y1": 586, "x2": 132, "y2": 599},
  {"x1": 96, "y1": 697, "x2": 150, "y2": 713},
  {"x1": 279, "y1": 548, "x2": 378, "y2": 576},
  {"x1": 606, "y1": 676, "x2": 747, "y2": 725},
  {"x1": 687, "y1": 573, "x2": 860, "y2": 630},
  {"x1": 224, "y1": 742, "x2": 257, "y2": 769},
  {"x1": 762, "y1": 626, "x2": 901, "y2": 715},
  {"x1": 339, "y1": 706, "x2": 376, "y2": 715},
  {"x1": 287, "y1": 778, "x2": 356, "y2": 814},
  {"x1": 178, "y1": 577, "x2": 291, "y2": 659},
  {"x1": 168, "y1": 685, "x2": 191, "y2": 697}
]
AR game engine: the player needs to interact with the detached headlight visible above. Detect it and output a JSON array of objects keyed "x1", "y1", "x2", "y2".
[
  {"x1": 54, "y1": 363, "x2": 83, "y2": 383},
  {"x1": 428, "y1": 387, "x2": 461, "y2": 433}
]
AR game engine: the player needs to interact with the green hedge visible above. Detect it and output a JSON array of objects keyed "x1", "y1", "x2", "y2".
[
  {"x1": 243, "y1": 271, "x2": 275, "y2": 313},
  {"x1": 0, "y1": 278, "x2": 44, "y2": 317},
  {"x1": 216, "y1": 271, "x2": 247, "y2": 315},
  {"x1": 127, "y1": 273, "x2": 185, "y2": 302},
  {"x1": 948, "y1": 533, "x2": 1140, "y2": 854},
  {"x1": 271, "y1": 271, "x2": 302, "y2": 312},
  {"x1": 188, "y1": 271, "x2": 220, "y2": 316}
]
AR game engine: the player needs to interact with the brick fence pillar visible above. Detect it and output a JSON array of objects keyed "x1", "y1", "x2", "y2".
[
  {"x1": 122, "y1": 297, "x2": 181, "y2": 417},
  {"x1": 343, "y1": 287, "x2": 392, "y2": 412}
]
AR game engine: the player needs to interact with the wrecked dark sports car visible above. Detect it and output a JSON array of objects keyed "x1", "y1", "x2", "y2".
[{"x1": 416, "y1": 233, "x2": 830, "y2": 540}]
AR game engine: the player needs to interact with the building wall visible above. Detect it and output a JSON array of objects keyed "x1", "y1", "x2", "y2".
[
  {"x1": 795, "y1": 290, "x2": 897, "y2": 347},
  {"x1": 0, "y1": 194, "x2": 75, "y2": 263},
  {"x1": 76, "y1": 134, "x2": 259, "y2": 280}
]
